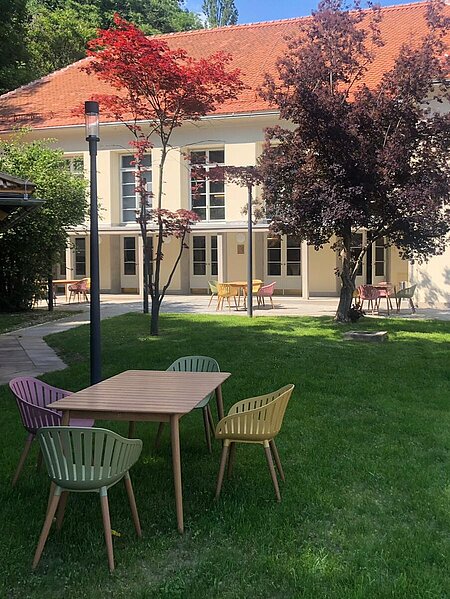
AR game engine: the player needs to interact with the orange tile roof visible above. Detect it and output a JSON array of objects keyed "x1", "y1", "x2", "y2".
[{"x1": 0, "y1": 1, "x2": 448, "y2": 131}]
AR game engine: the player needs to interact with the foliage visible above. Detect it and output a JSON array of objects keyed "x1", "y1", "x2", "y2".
[
  {"x1": 0, "y1": 136, "x2": 88, "y2": 312},
  {"x1": 84, "y1": 15, "x2": 243, "y2": 334},
  {"x1": 25, "y1": 1, "x2": 99, "y2": 80},
  {"x1": 202, "y1": 0, "x2": 238, "y2": 27},
  {"x1": 0, "y1": 0, "x2": 29, "y2": 93},
  {"x1": 259, "y1": 0, "x2": 450, "y2": 322},
  {"x1": 0, "y1": 1, "x2": 203, "y2": 93}
]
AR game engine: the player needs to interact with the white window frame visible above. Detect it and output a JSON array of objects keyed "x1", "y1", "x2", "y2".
[
  {"x1": 65, "y1": 155, "x2": 84, "y2": 177},
  {"x1": 190, "y1": 148, "x2": 226, "y2": 221},
  {"x1": 120, "y1": 154, "x2": 152, "y2": 224},
  {"x1": 123, "y1": 236, "x2": 137, "y2": 276}
]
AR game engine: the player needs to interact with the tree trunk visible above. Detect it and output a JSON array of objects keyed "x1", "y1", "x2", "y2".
[
  {"x1": 150, "y1": 295, "x2": 160, "y2": 336},
  {"x1": 334, "y1": 234, "x2": 355, "y2": 323},
  {"x1": 335, "y1": 282, "x2": 354, "y2": 322}
]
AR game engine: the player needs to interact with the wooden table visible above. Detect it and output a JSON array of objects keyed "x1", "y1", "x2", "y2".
[
  {"x1": 228, "y1": 280, "x2": 262, "y2": 308},
  {"x1": 48, "y1": 369, "x2": 230, "y2": 534},
  {"x1": 52, "y1": 279, "x2": 79, "y2": 302}
]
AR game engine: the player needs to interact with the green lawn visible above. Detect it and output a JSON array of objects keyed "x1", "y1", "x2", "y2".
[
  {"x1": 1, "y1": 314, "x2": 449, "y2": 598},
  {"x1": 0, "y1": 309, "x2": 80, "y2": 334}
]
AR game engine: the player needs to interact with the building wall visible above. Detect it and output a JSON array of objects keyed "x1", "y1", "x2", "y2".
[{"x1": 412, "y1": 247, "x2": 450, "y2": 308}]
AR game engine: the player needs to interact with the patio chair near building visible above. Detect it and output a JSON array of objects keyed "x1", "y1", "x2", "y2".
[
  {"x1": 216, "y1": 283, "x2": 239, "y2": 311},
  {"x1": 32, "y1": 427, "x2": 143, "y2": 572},
  {"x1": 357, "y1": 284, "x2": 381, "y2": 314},
  {"x1": 68, "y1": 277, "x2": 90, "y2": 303},
  {"x1": 155, "y1": 356, "x2": 220, "y2": 453},
  {"x1": 214, "y1": 384, "x2": 295, "y2": 502},
  {"x1": 257, "y1": 282, "x2": 276, "y2": 308},
  {"x1": 392, "y1": 284, "x2": 417, "y2": 313},
  {"x1": 208, "y1": 280, "x2": 218, "y2": 307},
  {"x1": 9, "y1": 377, "x2": 94, "y2": 486}
]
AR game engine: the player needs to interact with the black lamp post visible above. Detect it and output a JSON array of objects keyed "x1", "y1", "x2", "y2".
[
  {"x1": 85, "y1": 101, "x2": 102, "y2": 385},
  {"x1": 247, "y1": 184, "x2": 253, "y2": 317}
]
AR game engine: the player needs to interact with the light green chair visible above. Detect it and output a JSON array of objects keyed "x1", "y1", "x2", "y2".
[
  {"x1": 32, "y1": 426, "x2": 143, "y2": 572},
  {"x1": 155, "y1": 356, "x2": 220, "y2": 453},
  {"x1": 208, "y1": 280, "x2": 218, "y2": 307}
]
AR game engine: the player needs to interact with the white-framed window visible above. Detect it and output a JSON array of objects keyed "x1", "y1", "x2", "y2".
[
  {"x1": 123, "y1": 237, "x2": 136, "y2": 275},
  {"x1": 65, "y1": 155, "x2": 84, "y2": 177},
  {"x1": 120, "y1": 154, "x2": 152, "y2": 223},
  {"x1": 190, "y1": 149, "x2": 225, "y2": 221},
  {"x1": 74, "y1": 237, "x2": 86, "y2": 276}
]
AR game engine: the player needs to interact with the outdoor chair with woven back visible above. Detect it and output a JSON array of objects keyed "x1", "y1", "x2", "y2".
[
  {"x1": 214, "y1": 383, "x2": 295, "y2": 501},
  {"x1": 392, "y1": 284, "x2": 417, "y2": 313},
  {"x1": 257, "y1": 282, "x2": 276, "y2": 308},
  {"x1": 32, "y1": 426, "x2": 143, "y2": 572},
  {"x1": 68, "y1": 277, "x2": 90, "y2": 303},
  {"x1": 154, "y1": 356, "x2": 220, "y2": 453},
  {"x1": 216, "y1": 283, "x2": 239, "y2": 311},
  {"x1": 9, "y1": 376, "x2": 94, "y2": 486}
]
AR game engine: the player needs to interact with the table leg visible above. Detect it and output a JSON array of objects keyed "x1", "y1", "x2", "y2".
[
  {"x1": 170, "y1": 414, "x2": 183, "y2": 534},
  {"x1": 61, "y1": 411, "x2": 70, "y2": 426},
  {"x1": 215, "y1": 384, "x2": 224, "y2": 421}
]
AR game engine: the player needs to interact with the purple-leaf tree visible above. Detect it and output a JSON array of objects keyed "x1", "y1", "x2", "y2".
[{"x1": 259, "y1": 0, "x2": 450, "y2": 322}]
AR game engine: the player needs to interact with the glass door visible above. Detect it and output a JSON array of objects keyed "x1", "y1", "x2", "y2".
[
  {"x1": 191, "y1": 234, "x2": 218, "y2": 290},
  {"x1": 265, "y1": 235, "x2": 301, "y2": 293}
]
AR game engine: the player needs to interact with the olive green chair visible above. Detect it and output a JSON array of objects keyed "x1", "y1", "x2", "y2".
[
  {"x1": 155, "y1": 356, "x2": 220, "y2": 453},
  {"x1": 32, "y1": 427, "x2": 143, "y2": 572},
  {"x1": 215, "y1": 384, "x2": 295, "y2": 502}
]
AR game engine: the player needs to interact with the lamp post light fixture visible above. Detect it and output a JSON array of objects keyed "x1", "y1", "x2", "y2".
[{"x1": 85, "y1": 101, "x2": 102, "y2": 385}]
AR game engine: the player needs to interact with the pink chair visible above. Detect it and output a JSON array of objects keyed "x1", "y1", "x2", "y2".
[
  {"x1": 9, "y1": 377, "x2": 94, "y2": 486},
  {"x1": 374, "y1": 282, "x2": 394, "y2": 315},
  {"x1": 68, "y1": 278, "x2": 90, "y2": 303},
  {"x1": 357, "y1": 285, "x2": 381, "y2": 314},
  {"x1": 257, "y1": 282, "x2": 276, "y2": 308}
]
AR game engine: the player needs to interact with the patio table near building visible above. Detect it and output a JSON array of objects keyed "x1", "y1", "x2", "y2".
[
  {"x1": 228, "y1": 280, "x2": 262, "y2": 309},
  {"x1": 48, "y1": 369, "x2": 230, "y2": 534}
]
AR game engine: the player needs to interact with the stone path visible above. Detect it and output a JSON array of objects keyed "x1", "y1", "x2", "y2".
[{"x1": 1, "y1": 294, "x2": 449, "y2": 386}]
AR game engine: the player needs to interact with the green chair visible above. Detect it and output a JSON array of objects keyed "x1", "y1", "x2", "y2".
[
  {"x1": 208, "y1": 280, "x2": 218, "y2": 307},
  {"x1": 32, "y1": 427, "x2": 143, "y2": 572},
  {"x1": 155, "y1": 356, "x2": 220, "y2": 453}
]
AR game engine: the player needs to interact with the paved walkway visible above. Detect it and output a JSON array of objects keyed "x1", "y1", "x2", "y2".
[{"x1": 1, "y1": 294, "x2": 449, "y2": 385}]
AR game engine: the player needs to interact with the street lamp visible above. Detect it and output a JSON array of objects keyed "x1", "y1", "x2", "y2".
[{"x1": 85, "y1": 101, "x2": 101, "y2": 384}]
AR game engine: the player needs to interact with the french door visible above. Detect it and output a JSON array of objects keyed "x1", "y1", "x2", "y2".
[
  {"x1": 352, "y1": 233, "x2": 387, "y2": 286},
  {"x1": 191, "y1": 234, "x2": 218, "y2": 289},
  {"x1": 265, "y1": 235, "x2": 302, "y2": 293}
]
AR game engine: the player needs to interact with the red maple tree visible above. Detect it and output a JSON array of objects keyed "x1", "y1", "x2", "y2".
[{"x1": 84, "y1": 14, "x2": 244, "y2": 334}]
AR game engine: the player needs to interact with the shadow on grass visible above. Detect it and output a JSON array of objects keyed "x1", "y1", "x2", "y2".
[{"x1": 0, "y1": 313, "x2": 449, "y2": 597}]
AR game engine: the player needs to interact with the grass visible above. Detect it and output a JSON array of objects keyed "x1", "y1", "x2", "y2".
[
  {"x1": 0, "y1": 309, "x2": 81, "y2": 334},
  {"x1": 1, "y1": 313, "x2": 449, "y2": 598}
]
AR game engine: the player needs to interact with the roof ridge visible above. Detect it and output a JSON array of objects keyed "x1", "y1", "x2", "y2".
[{"x1": 154, "y1": 1, "x2": 429, "y2": 39}]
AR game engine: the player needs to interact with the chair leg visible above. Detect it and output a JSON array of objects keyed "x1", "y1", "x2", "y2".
[
  {"x1": 154, "y1": 422, "x2": 165, "y2": 449},
  {"x1": 215, "y1": 443, "x2": 230, "y2": 500},
  {"x1": 124, "y1": 473, "x2": 142, "y2": 537},
  {"x1": 12, "y1": 433, "x2": 34, "y2": 487},
  {"x1": 264, "y1": 442, "x2": 281, "y2": 502},
  {"x1": 202, "y1": 407, "x2": 212, "y2": 453},
  {"x1": 227, "y1": 442, "x2": 236, "y2": 478},
  {"x1": 208, "y1": 293, "x2": 214, "y2": 307},
  {"x1": 56, "y1": 491, "x2": 69, "y2": 531},
  {"x1": 270, "y1": 296, "x2": 274, "y2": 308},
  {"x1": 100, "y1": 489, "x2": 115, "y2": 572},
  {"x1": 32, "y1": 488, "x2": 61, "y2": 569},
  {"x1": 206, "y1": 404, "x2": 215, "y2": 432},
  {"x1": 269, "y1": 439, "x2": 285, "y2": 482},
  {"x1": 410, "y1": 298, "x2": 416, "y2": 314}
]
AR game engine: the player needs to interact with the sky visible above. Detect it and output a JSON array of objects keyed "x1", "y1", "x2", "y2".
[{"x1": 185, "y1": 0, "x2": 421, "y2": 24}]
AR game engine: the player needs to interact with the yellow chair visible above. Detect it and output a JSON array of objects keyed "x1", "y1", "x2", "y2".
[
  {"x1": 216, "y1": 283, "x2": 239, "y2": 311},
  {"x1": 214, "y1": 384, "x2": 295, "y2": 501}
]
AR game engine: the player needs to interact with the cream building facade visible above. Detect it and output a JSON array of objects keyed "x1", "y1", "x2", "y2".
[{"x1": 1, "y1": 2, "x2": 449, "y2": 306}]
